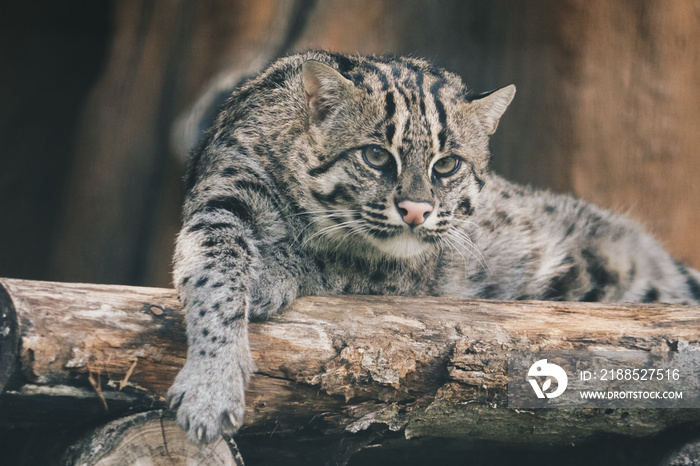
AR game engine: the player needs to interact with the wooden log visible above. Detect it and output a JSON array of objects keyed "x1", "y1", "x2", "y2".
[
  {"x1": 1, "y1": 277, "x2": 700, "y2": 448},
  {"x1": 61, "y1": 410, "x2": 244, "y2": 465}
]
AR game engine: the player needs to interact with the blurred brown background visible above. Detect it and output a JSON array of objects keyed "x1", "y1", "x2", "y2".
[{"x1": 1, "y1": 0, "x2": 699, "y2": 289}]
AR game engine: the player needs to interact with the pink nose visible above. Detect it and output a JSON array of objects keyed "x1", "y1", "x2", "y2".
[{"x1": 397, "y1": 200, "x2": 434, "y2": 226}]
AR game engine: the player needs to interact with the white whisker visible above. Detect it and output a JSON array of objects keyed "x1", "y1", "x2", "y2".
[
  {"x1": 441, "y1": 236, "x2": 467, "y2": 268},
  {"x1": 447, "y1": 227, "x2": 491, "y2": 275},
  {"x1": 292, "y1": 210, "x2": 359, "y2": 243},
  {"x1": 301, "y1": 217, "x2": 364, "y2": 248}
]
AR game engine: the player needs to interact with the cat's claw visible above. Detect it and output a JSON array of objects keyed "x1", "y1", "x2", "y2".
[
  {"x1": 228, "y1": 412, "x2": 239, "y2": 431},
  {"x1": 168, "y1": 393, "x2": 181, "y2": 410}
]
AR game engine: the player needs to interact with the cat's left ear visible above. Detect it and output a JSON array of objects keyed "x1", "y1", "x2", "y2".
[
  {"x1": 467, "y1": 84, "x2": 516, "y2": 135},
  {"x1": 302, "y1": 60, "x2": 355, "y2": 121}
]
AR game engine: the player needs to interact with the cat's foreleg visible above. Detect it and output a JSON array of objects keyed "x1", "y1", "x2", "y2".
[{"x1": 168, "y1": 213, "x2": 259, "y2": 444}]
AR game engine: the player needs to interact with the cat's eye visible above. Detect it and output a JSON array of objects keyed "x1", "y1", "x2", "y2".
[
  {"x1": 433, "y1": 156, "x2": 461, "y2": 177},
  {"x1": 362, "y1": 146, "x2": 393, "y2": 170}
]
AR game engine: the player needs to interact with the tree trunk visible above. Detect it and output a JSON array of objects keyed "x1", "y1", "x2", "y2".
[{"x1": 1, "y1": 277, "x2": 699, "y2": 451}]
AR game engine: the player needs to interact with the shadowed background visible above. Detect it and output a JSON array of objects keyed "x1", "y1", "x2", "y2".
[
  {"x1": 1, "y1": 1, "x2": 700, "y2": 464},
  {"x1": 1, "y1": 0, "x2": 698, "y2": 288}
]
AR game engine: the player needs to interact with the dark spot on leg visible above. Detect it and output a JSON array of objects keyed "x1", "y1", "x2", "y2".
[
  {"x1": 580, "y1": 249, "x2": 619, "y2": 302},
  {"x1": 234, "y1": 236, "x2": 250, "y2": 253},
  {"x1": 202, "y1": 238, "x2": 218, "y2": 248},
  {"x1": 195, "y1": 276, "x2": 208, "y2": 288},
  {"x1": 205, "y1": 196, "x2": 254, "y2": 224},
  {"x1": 642, "y1": 287, "x2": 660, "y2": 303},
  {"x1": 480, "y1": 284, "x2": 501, "y2": 299},
  {"x1": 496, "y1": 211, "x2": 512, "y2": 225},
  {"x1": 188, "y1": 221, "x2": 235, "y2": 233},
  {"x1": 565, "y1": 223, "x2": 576, "y2": 237},
  {"x1": 252, "y1": 295, "x2": 271, "y2": 310},
  {"x1": 581, "y1": 287, "x2": 605, "y2": 302},
  {"x1": 542, "y1": 265, "x2": 580, "y2": 300},
  {"x1": 562, "y1": 255, "x2": 575, "y2": 265},
  {"x1": 687, "y1": 276, "x2": 700, "y2": 302},
  {"x1": 582, "y1": 250, "x2": 618, "y2": 286},
  {"x1": 223, "y1": 313, "x2": 245, "y2": 326},
  {"x1": 280, "y1": 294, "x2": 292, "y2": 309},
  {"x1": 674, "y1": 261, "x2": 700, "y2": 302}
]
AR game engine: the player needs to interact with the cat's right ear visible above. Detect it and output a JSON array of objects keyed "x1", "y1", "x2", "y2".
[{"x1": 302, "y1": 60, "x2": 354, "y2": 121}]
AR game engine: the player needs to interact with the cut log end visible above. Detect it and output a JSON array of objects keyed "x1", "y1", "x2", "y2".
[
  {"x1": 61, "y1": 410, "x2": 245, "y2": 466},
  {"x1": 0, "y1": 281, "x2": 19, "y2": 392}
]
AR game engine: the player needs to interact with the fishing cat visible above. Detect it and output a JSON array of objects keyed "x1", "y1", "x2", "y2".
[{"x1": 168, "y1": 50, "x2": 700, "y2": 444}]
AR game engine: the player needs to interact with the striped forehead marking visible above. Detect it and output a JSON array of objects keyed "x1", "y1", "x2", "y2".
[{"x1": 384, "y1": 74, "x2": 449, "y2": 175}]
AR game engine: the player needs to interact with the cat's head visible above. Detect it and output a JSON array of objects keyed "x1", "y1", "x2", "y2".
[{"x1": 299, "y1": 55, "x2": 515, "y2": 261}]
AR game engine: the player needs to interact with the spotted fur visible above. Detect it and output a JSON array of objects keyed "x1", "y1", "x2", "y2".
[{"x1": 168, "y1": 51, "x2": 700, "y2": 444}]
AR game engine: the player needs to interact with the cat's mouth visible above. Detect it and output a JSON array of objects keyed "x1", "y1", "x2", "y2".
[
  {"x1": 366, "y1": 231, "x2": 433, "y2": 259},
  {"x1": 308, "y1": 210, "x2": 442, "y2": 259},
  {"x1": 356, "y1": 209, "x2": 443, "y2": 259}
]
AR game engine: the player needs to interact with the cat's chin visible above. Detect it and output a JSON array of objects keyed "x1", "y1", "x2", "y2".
[{"x1": 369, "y1": 233, "x2": 432, "y2": 260}]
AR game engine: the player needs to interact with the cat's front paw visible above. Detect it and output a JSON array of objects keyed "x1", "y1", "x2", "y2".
[{"x1": 167, "y1": 355, "x2": 251, "y2": 444}]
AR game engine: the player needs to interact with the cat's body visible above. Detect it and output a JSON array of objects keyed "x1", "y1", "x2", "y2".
[{"x1": 168, "y1": 50, "x2": 700, "y2": 443}]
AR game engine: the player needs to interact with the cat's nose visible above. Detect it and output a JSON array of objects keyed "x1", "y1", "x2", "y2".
[{"x1": 396, "y1": 200, "x2": 434, "y2": 226}]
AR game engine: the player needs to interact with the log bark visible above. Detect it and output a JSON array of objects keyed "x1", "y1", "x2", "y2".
[{"x1": 1, "y1": 277, "x2": 700, "y2": 450}]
